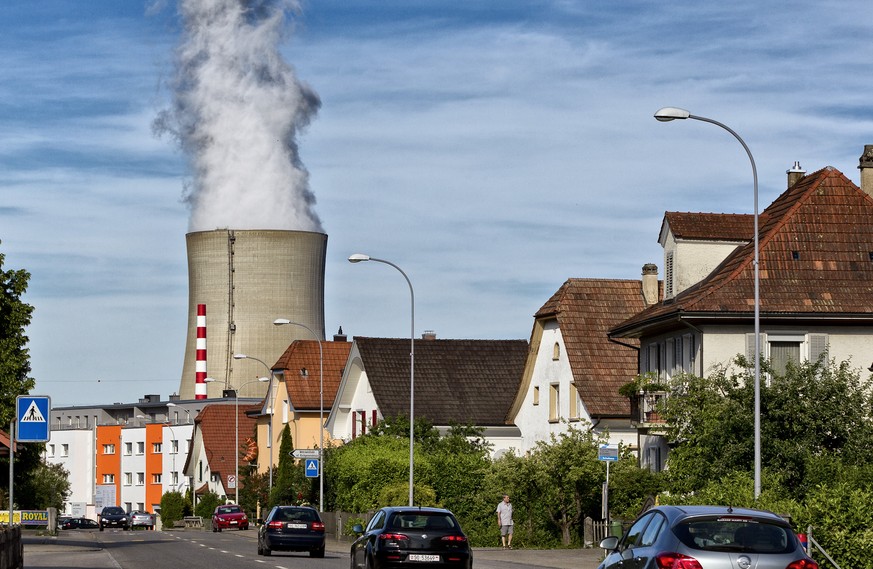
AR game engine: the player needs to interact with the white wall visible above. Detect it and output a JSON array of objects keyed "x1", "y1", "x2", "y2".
[{"x1": 45, "y1": 429, "x2": 94, "y2": 515}]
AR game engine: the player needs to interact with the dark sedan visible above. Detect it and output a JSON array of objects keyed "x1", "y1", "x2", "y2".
[
  {"x1": 257, "y1": 505, "x2": 325, "y2": 557},
  {"x1": 62, "y1": 517, "x2": 100, "y2": 530},
  {"x1": 351, "y1": 507, "x2": 472, "y2": 569},
  {"x1": 98, "y1": 506, "x2": 130, "y2": 531}
]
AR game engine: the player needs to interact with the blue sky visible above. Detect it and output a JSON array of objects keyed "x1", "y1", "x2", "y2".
[{"x1": 2, "y1": 1, "x2": 872, "y2": 406}]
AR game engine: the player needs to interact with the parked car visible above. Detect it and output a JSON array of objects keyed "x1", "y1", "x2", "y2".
[
  {"x1": 98, "y1": 506, "x2": 131, "y2": 531},
  {"x1": 212, "y1": 504, "x2": 249, "y2": 531},
  {"x1": 61, "y1": 517, "x2": 100, "y2": 530},
  {"x1": 130, "y1": 511, "x2": 155, "y2": 529},
  {"x1": 597, "y1": 505, "x2": 818, "y2": 569},
  {"x1": 350, "y1": 506, "x2": 472, "y2": 569},
  {"x1": 257, "y1": 505, "x2": 325, "y2": 557}
]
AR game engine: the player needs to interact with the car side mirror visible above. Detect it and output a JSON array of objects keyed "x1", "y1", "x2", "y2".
[
  {"x1": 599, "y1": 536, "x2": 620, "y2": 551},
  {"x1": 352, "y1": 524, "x2": 364, "y2": 535}
]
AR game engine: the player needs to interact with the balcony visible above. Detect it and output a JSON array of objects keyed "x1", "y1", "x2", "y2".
[{"x1": 629, "y1": 391, "x2": 668, "y2": 428}]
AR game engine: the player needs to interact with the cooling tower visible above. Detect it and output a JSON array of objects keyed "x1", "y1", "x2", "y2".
[{"x1": 178, "y1": 229, "x2": 327, "y2": 400}]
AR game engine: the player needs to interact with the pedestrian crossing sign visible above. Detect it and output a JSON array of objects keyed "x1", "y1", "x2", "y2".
[{"x1": 16, "y1": 396, "x2": 51, "y2": 442}]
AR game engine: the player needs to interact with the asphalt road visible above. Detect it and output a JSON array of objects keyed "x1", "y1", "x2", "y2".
[{"x1": 24, "y1": 527, "x2": 604, "y2": 569}]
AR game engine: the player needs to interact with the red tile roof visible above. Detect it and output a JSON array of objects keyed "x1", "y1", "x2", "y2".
[
  {"x1": 273, "y1": 340, "x2": 352, "y2": 411},
  {"x1": 536, "y1": 279, "x2": 653, "y2": 417},
  {"x1": 661, "y1": 212, "x2": 761, "y2": 241},
  {"x1": 196, "y1": 404, "x2": 259, "y2": 483},
  {"x1": 355, "y1": 337, "x2": 529, "y2": 426},
  {"x1": 612, "y1": 166, "x2": 873, "y2": 337}
]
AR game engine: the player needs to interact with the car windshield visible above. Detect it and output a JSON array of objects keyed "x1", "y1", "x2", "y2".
[
  {"x1": 390, "y1": 513, "x2": 457, "y2": 531},
  {"x1": 218, "y1": 506, "x2": 241, "y2": 514},
  {"x1": 102, "y1": 507, "x2": 124, "y2": 515},
  {"x1": 674, "y1": 517, "x2": 795, "y2": 554}
]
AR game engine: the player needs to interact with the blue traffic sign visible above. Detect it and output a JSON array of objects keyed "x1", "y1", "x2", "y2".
[
  {"x1": 305, "y1": 459, "x2": 319, "y2": 478},
  {"x1": 16, "y1": 396, "x2": 51, "y2": 443}
]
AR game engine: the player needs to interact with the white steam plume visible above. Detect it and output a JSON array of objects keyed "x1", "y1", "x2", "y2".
[{"x1": 155, "y1": 0, "x2": 322, "y2": 233}]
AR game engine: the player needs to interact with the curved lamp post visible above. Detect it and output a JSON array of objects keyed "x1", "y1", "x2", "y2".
[
  {"x1": 273, "y1": 319, "x2": 324, "y2": 512},
  {"x1": 654, "y1": 106, "x2": 761, "y2": 499},
  {"x1": 228, "y1": 377, "x2": 270, "y2": 504},
  {"x1": 348, "y1": 253, "x2": 415, "y2": 506},
  {"x1": 234, "y1": 354, "x2": 276, "y2": 495}
]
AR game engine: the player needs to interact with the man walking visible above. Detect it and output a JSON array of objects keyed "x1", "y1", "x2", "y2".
[{"x1": 496, "y1": 494, "x2": 513, "y2": 549}]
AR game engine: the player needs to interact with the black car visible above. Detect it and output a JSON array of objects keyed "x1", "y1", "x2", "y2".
[
  {"x1": 257, "y1": 505, "x2": 325, "y2": 558},
  {"x1": 62, "y1": 517, "x2": 100, "y2": 530},
  {"x1": 98, "y1": 506, "x2": 131, "y2": 531},
  {"x1": 351, "y1": 507, "x2": 472, "y2": 569}
]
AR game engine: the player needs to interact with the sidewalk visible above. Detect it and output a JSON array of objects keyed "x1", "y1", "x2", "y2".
[{"x1": 323, "y1": 537, "x2": 605, "y2": 569}]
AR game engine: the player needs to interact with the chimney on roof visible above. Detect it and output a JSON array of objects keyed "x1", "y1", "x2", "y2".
[
  {"x1": 421, "y1": 330, "x2": 437, "y2": 340},
  {"x1": 787, "y1": 161, "x2": 805, "y2": 188},
  {"x1": 859, "y1": 145, "x2": 873, "y2": 198},
  {"x1": 333, "y1": 326, "x2": 348, "y2": 342},
  {"x1": 641, "y1": 264, "x2": 659, "y2": 306}
]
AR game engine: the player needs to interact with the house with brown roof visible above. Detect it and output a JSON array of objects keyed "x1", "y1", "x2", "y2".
[
  {"x1": 325, "y1": 336, "x2": 529, "y2": 454},
  {"x1": 506, "y1": 276, "x2": 659, "y2": 454},
  {"x1": 184, "y1": 404, "x2": 258, "y2": 502},
  {"x1": 610, "y1": 147, "x2": 873, "y2": 470},
  {"x1": 261, "y1": 336, "x2": 352, "y2": 465}
]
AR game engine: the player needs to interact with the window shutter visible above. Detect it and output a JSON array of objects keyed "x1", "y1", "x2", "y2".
[
  {"x1": 746, "y1": 333, "x2": 766, "y2": 364},
  {"x1": 809, "y1": 334, "x2": 829, "y2": 363}
]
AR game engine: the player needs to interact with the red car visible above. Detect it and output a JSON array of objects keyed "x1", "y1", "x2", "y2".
[{"x1": 212, "y1": 504, "x2": 249, "y2": 531}]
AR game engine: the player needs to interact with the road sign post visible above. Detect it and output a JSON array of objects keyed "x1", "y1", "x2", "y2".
[{"x1": 598, "y1": 445, "x2": 619, "y2": 522}]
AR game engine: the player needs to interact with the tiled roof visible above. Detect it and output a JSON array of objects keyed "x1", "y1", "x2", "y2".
[
  {"x1": 612, "y1": 166, "x2": 873, "y2": 337},
  {"x1": 197, "y1": 404, "x2": 259, "y2": 481},
  {"x1": 355, "y1": 337, "x2": 529, "y2": 426},
  {"x1": 273, "y1": 340, "x2": 352, "y2": 411},
  {"x1": 661, "y1": 212, "x2": 761, "y2": 241},
  {"x1": 537, "y1": 279, "x2": 652, "y2": 417}
]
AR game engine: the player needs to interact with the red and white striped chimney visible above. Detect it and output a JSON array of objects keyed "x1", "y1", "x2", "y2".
[{"x1": 195, "y1": 304, "x2": 208, "y2": 399}]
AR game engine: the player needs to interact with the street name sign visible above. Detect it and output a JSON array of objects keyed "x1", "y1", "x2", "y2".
[
  {"x1": 598, "y1": 444, "x2": 619, "y2": 462},
  {"x1": 16, "y1": 395, "x2": 50, "y2": 442},
  {"x1": 292, "y1": 449, "x2": 320, "y2": 459}
]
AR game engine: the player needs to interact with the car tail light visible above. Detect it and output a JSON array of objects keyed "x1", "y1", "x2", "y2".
[
  {"x1": 786, "y1": 559, "x2": 819, "y2": 569},
  {"x1": 655, "y1": 552, "x2": 703, "y2": 569},
  {"x1": 440, "y1": 535, "x2": 467, "y2": 542},
  {"x1": 379, "y1": 533, "x2": 409, "y2": 542},
  {"x1": 311, "y1": 521, "x2": 325, "y2": 532},
  {"x1": 268, "y1": 521, "x2": 284, "y2": 529}
]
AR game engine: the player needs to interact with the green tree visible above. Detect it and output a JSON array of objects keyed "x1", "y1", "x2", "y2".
[
  {"x1": 661, "y1": 359, "x2": 873, "y2": 500},
  {"x1": 270, "y1": 423, "x2": 307, "y2": 507},
  {"x1": 0, "y1": 244, "x2": 35, "y2": 425},
  {"x1": 160, "y1": 491, "x2": 187, "y2": 528},
  {"x1": 195, "y1": 490, "x2": 222, "y2": 519},
  {"x1": 25, "y1": 462, "x2": 71, "y2": 511}
]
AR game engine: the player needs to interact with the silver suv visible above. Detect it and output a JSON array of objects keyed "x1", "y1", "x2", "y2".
[{"x1": 598, "y1": 505, "x2": 817, "y2": 569}]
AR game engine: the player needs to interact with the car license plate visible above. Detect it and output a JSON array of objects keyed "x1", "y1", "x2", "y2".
[
  {"x1": 287, "y1": 523, "x2": 308, "y2": 529},
  {"x1": 408, "y1": 554, "x2": 440, "y2": 562}
]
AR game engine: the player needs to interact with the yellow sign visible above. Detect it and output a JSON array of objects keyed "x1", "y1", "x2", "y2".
[{"x1": 0, "y1": 511, "x2": 49, "y2": 526}]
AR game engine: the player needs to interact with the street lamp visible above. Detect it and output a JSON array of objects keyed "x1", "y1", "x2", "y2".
[
  {"x1": 273, "y1": 318, "x2": 324, "y2": 512},
  {"x1": 654, "y1": 107, "x2": 761, "y2": 498},
  {"x1": 348, "y1": 253, "x2": 416, "y2": 506},
  {"x1": 234, "y1": 354, "x2": 276, "y2": 495},
  {"x1": 227, "y1": 377, "x2": 270, "y2": 505}
]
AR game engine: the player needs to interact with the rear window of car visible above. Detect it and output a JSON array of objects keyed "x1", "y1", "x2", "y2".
[
  {"x1": 674, "y1": 518, "x2": 795, "y2": 554},
  {"x1": 273, "y1": 508, "x2": 318, "y2": 522},
  {"x1": 390, "y1": 513, "x2": 457, "y2": 531}
]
